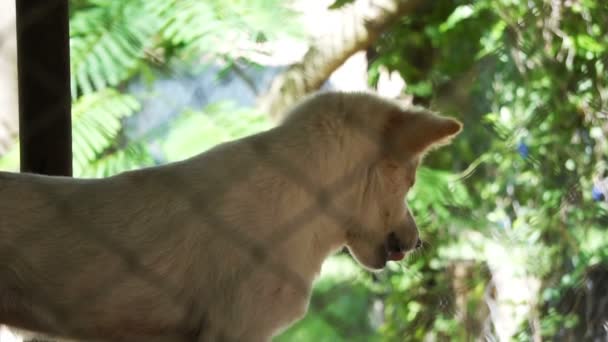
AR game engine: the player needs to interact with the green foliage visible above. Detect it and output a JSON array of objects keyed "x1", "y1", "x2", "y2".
[
  {"x1": 277, "y1": 255, "x2": 381, "y2": 342},
  {"x1": 2, "y1": 0, "x2": 607, "y2": 340},
  {"x1": 0, "y1": 0, "x2": 300, "y2": 175},
  {"x1": 70, "y1": 0, "x2": 160, "y2": 98},
  {"x1": 70, "y1": 0, "x2": 300, "y2": 97},
  {"x1": 162, "y1": 102, "x2": 272, "y2": 162},
  {"x1": 328, "y1": 0, "x2": 356, "y2": 10},
  {"x1": 71, "y1": 89, "x2": 151, "y2": 177},
  {"x1": 366, "y1": 0, "x2": 608, "y2": 339},
  {"x1": 150, "y1": 0, "x2": 302, "y2": 60},
  {"x1": 0, "y1": 145, "x2": 19, "y2": 172}
]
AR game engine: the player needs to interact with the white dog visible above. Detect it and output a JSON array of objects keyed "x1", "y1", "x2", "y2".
[{"x1": 0, "y1": 91, "x2": 462, "y2": 341}]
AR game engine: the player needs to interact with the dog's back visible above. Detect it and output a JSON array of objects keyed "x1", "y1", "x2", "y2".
[
  {"x1": 0, "y1": 169, "x2": 206, "y2": 339},
  {"x1": 0, "y1": 131, "x2": 299, "y2": 340}
]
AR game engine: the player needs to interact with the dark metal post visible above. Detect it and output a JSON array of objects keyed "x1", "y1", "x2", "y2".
[{"x1": 16, "y1": 0, "x2": 72, "y2": 176}]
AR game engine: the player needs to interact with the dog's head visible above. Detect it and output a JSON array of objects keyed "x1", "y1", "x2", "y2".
[{"x1": 338, "y1": 94, "x2": 462, "y2": 271}]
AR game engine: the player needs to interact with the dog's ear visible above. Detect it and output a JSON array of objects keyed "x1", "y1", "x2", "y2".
[{"x1": 383, "y1": 109, "x2": 462, "y2": 161}]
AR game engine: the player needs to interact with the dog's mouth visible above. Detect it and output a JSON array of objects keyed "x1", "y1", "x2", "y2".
[{"x1": 384, "y1": 232, "x2": 422, "y2": 262}]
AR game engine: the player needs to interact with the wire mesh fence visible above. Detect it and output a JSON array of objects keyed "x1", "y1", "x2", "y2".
[{"x1": 1, "y1": 0, "x2": 608, "y2": 342}]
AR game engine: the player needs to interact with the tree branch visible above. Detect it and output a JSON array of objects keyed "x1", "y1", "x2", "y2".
[{"x1": 258, "y1": 0, "x2": 423, "y2": 121}]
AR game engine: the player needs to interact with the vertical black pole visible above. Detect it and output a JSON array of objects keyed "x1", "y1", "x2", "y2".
[{"x1": 16, "y1": 0, "x2": 72, "y2": 176}]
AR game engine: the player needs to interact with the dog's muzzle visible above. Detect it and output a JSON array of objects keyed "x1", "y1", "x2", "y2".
[{"x1": 385, "y1": 232, "x2": 421, "y2": 261}]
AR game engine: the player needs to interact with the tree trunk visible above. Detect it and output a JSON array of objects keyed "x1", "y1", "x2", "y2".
[{"x1": 258, "y1": 0, "x2": 422, "y2": 121}]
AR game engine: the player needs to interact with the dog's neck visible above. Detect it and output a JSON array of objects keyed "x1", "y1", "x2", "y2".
[{"x1": 263, "y1": 119, "x2": 372, "y2": 282}]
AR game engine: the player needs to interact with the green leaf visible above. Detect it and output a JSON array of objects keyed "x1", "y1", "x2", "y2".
[
  {"x1": 440, "y1": 5, "x2": 475, "y2": 32},
  {"x1": 162, "y1": 102, "x2": 271, "y2": 162},
  {"x1": 328, "y1": 0, "x2": 356, "y2": 10},
  {"x1": 70, "y1": 1, "x2": 160, "y2": 98},
  {"x1": 575, "y1": 34, "x2": 605, "y2": 54},
  {"x1": 71, "y1": 89, "x2": 145, "y2": 177}
]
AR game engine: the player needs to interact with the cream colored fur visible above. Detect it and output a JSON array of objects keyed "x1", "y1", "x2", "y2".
[{"x1": 0, "y1": 91, "x2": 461, "y2": 341}]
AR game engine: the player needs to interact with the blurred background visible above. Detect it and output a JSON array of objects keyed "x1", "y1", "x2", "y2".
[{"x1": 1, "y1": 0, "x2": 607, "y2": 340}]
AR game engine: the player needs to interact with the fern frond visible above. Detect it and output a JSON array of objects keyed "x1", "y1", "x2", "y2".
[
  {"x1": 149, "y1": 0, "x2": 302, "y2": 59},
  {"x1": 81, "y1": 141, "x2": 154, "y2": 178},
  {"x1": 70, "y1": 0, "x2": 160, "y2": 98},
  {"x1": 71, "y1": 89, "x2": 143, "y2": 176},
  {"x1": 162, "y1": 102, "x2": 271, "y2": 162}
]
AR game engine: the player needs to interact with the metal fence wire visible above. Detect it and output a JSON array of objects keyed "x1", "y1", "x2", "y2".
[{"x1": 1, "y1": 1, "x2": 608, "y2": 342}]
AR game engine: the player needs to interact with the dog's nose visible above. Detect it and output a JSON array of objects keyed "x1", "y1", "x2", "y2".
[{"x1": 386, "y1": 232, "x2": 405, "y2": 253}]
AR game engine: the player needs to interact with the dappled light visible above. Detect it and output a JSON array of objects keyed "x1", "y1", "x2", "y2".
[{"x1": 0, "y1": 0, "x2": 607, "y2": 341}]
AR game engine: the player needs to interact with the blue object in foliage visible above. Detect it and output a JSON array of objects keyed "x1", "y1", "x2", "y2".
[
  {"x1": 517, "y1": 142, "x2": 529, "y2": 158},
  {"x1": 592, "y1": 184, "x2": 605, "y2": 202}
]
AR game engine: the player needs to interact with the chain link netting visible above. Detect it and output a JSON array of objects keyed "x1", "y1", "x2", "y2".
[{"x1": 1, "y1": 1, "x2": 608, "y2": 342}]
